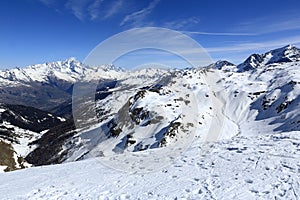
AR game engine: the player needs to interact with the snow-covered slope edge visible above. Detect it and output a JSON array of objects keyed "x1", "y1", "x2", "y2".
[
  {"x1": 58, "y1": 45, "x2": 300, "y2": 167},
  {"x1": 0, "y1": 104, "x2": 65, "y2": 172},
  {"x1": 13, "y1": 45, "x2": 300, "y2": 170},
  {"x1": 0, "y1": 131, "x2": 299, "y2": 199}
]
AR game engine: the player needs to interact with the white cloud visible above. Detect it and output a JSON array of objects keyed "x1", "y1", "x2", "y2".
[
  {"x1": 234, "y1": 16, "x2": 300, "y2": 35},
  {"x1": 163, "y1": 17, "x2": 200, "y2": 30},
  {"x1": 183, "y1": 31, "x2": 256, "y2": 36},
  {"x1": 65, "y1": 0, "x2": 125, "y2": 21},
  {"x1": 261, "y1": 18, "x2": 300, "y2": 33},
  {"x1": 120, "y1": 0, "x2": 160, "y2": 26},
  {"x1": 88, "y1": 0, "x2": 104, "y2": 20},
  {"x1": 104, "y1": 0, "x2": 123, "y2": 19},
  {"x1": 206, "y1": 35, "x2": 300, "y2": 53},
  {"x1": 65, "y1": 0, "x2": 91, "y2": 21},
  {"x1": 40, "y1": 0, "x2": 123, "y2": 21}
]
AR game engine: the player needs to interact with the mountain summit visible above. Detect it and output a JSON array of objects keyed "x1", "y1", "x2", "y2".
[{"x1": 237, "y1": 45, "x2": 300, "y2": 72}]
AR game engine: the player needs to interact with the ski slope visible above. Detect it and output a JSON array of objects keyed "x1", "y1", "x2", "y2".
[{"x1": 0, "y1": 131, "x2": 299, "y2": 200}]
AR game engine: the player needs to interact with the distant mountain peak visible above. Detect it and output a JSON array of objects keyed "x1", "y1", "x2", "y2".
[
  {"x1": 65, "y1": 57, "x2": 78, "y2": 62},
  {"x1": 267, "y1": 44, "x2": 300, "y2": 64},
  {"x1": 216, "y1": 60, "x2": 235, "y2": 66},
  {"x1": 237, "y1": 45, "x2": 300, "y2": 72},
  {"x1": 281, "y1": 44, "x2": 297, "y2": 50},
  {"x1": 97, "y1": 64, "x2": 125, "y2": 72},
  {"x1": 0, "y1": 58, "x2": 126, "y2": 85},
  {"x1": 209, "y1": 60, "x2": 235, "y2": 70}
]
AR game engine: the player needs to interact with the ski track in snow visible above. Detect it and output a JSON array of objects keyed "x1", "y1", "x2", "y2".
[{"x1": 0, "y1": 131, "x2": 299, "y2": 200}]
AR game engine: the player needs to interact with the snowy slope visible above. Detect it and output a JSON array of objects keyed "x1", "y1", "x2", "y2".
[
  {"x1": 56, "y1": 46, "x2": 300, "y2": 168},
  {"x1": 0, "y1": 131, "x2": 299, "y2": 199},
  {"x1": 14, "y1": 45, "x2": 300, "y2": 170},
  {"x1": 43, "y1": 68, "x2": 217, "y2": 171},
  {"x1": 237, "y1": 45, "x2": 300, "y2": 72},
  {"x1": 0, "y1": 45, "x2": 300, "y2": 199},
  {"x1": 0, "y1": 104, "x2": 65, "y2": 172}
]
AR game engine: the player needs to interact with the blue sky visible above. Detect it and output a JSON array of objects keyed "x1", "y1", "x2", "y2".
[{"x1": 1, "y1": 0, "x2": 300, "y2": 69}]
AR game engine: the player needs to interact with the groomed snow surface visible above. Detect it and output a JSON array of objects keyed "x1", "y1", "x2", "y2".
[{"x1": 0, "y1": 131, "x2": 299, "y2": 200}]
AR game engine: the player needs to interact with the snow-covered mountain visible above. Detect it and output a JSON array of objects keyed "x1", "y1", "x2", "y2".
[
  {"x1": 0, "y1": 45, "x2": 300, "y2": 198},
  {"x1": 209, "y1": 60, "x2": 235, "y2": 70},
  {"x1": 44, "y1": 45, "x2": 298, "y2": 169},
  {"x1": 0, "y1": 57, "x2": 124, "y2": 84},
  {"x1": 0, "y1": 104, "x2": 65, "y2": 171},
  {"x1": 237, "y1": 45, "x2": 300, "y2": 72},
  {"x1": 0, "y1": 58, "x2": 125, "y2": 111},
  {"x1": 1, "y1": 45, "x2": 300, "y2": 167}
]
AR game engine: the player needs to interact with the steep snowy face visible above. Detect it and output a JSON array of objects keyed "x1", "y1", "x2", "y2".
[
  {"x1": 210, "y1": 60, "x2": 235, "y2": 70},
  {"x1": 266, "y1": 45, "x2": 300, "y2": 64},
  {"x1": 237, "y1": 54, "x2": 263, "y2": 72},
  {"x1": 237, "y1": 45, "x2": 300, "y2": 72},
  {"x1": 58, "y1": 69, "x2": 214, "y2": 171},
  {"x1": 0, "y1": 104, "x2": 65, "y2": 172},
  {"x1": 212, "y1": 52, "x2": 300, "y2": 137}
]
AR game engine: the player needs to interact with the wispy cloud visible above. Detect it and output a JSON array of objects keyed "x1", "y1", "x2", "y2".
[
  {"x1": 259, "y1": 18, "x2": 300, "y2": 34},
  {"x1": 162, "y1": 17, "x2": 257, "y2": 36},
  {"x1": 88, "y1": 0, "x2": 104, "y2": 21},
  {"x1": 234, "y1": 16, "x2": 300, "y2": 35},
  {"x1": 206, "y1": 35, "x2": 300, "y2": 53},
  {"x1": 182, "y1": 31, "x2": 257, "y2": 36},
  {"x1": 120, "y1": 0, "x2": 160, "y2": 26},
  {"x1": 163, "y1": 17, "x2": 200, "y2": 30},
  {"x1": 104, "y1": 0, "x2": 123, "y2": 19},
  {"x1": 40, "y1": 0, "x2": 123, "y2": 21},
  {"x1": 65, "y1": 0, "x2": 90, "y2": 21}
]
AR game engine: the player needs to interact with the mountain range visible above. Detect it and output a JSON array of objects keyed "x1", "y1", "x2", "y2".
[
  {"x1": 0, "y1": 45, "x2": 299, "y2": 171},
  {"x1": 0, "y1": 45, "x2": 299, "y2": 196}
]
